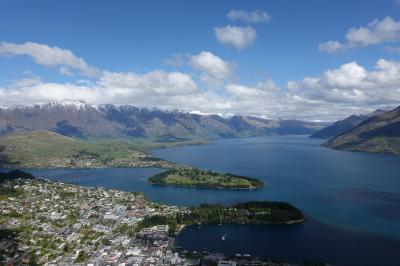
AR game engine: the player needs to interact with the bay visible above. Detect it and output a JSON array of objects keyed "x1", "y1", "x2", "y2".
[{"x1": 9, "y1": 136, "x2": 400, "y2": 265}]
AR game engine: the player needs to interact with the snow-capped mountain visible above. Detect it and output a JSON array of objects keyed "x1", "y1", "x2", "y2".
[{"x1": 0, "y1": 101, "x2": 327, "y2": 139}]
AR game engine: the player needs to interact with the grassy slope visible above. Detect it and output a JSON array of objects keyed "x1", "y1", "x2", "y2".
[
  {"x1": 149, "y1": 168, "x2": 264, "y2": 189},
  {"x1": 0, "y1": 130, "x2": 148, "y2": 167}
]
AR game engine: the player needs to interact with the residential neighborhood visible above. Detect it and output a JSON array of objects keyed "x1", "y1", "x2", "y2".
[
  {"x1": 0, "y1": 177, "x2": 186, "y2": 265},
  {"x1": 1, "y1": 177, "x2": 317, "y2": 266}
]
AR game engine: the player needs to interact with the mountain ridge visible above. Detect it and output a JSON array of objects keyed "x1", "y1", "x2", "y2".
[
  {"x1": 323, "y1": 106, "x2": 400, "y2": 155},
  {"x1": 310, "y1": 109, "x2": 388, "y2": 139},
  {"x1": 310, "y1": 114, "x2": 368, "y2": 139},
  {"x1": 0, "y1": 101, "x2": 327, "y2": 140}
]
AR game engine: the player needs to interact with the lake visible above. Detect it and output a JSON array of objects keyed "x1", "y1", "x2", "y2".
[{"x1": 10, "y1": 136, "x2": 400, "y2": 265}]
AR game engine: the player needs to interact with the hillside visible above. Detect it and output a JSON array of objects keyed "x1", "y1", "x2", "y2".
[
  {"x1": 310, "y1": 115, "x2": 367, "y2": 139},
  {"x1": 0, "y1": 130, "x2": 176, "y2": 168},
  {"x1": 0, "y1": 101, "x2": 326, "y2": 140},
  {"x1": 323, "y1": 106, "x2": 400, "y2": 155}
]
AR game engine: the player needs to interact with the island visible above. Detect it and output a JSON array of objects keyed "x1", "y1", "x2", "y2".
[
  {"x1": 0, "y1": 170, "x2": 304, "y2": 265},
  {"x1": 148, "y1": 168, "x2": 265, "y2": 189}
]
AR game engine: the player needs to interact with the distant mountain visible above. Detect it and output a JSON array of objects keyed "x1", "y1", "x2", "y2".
[
  {"x1": 310, "y1": 115, "x2": 367, "y2": 139},
  {"x1": 323, "y1": 106, "x2": 400, "y2": 155},
  {"x1": 0, "y1": 101, "x2": 326, "y2": 140},
  {"x1": 310, "y1": 109, "x2": 389, "y2": 139},
  {"x1": 226, "y1": 115, "x2": 324, "y2": 136}
]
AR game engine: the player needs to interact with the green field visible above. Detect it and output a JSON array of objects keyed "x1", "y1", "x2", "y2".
[{"x1": 148, "y1": 168, "x2": 264, "y2": 189}]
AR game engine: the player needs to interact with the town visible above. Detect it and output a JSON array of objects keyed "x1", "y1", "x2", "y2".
[
  {"x1": 0, "y1": 177, "x2": 187, "y2": 265},
  {"x1": 1, "y1": 176, "x2": 319, "y2": 266}
]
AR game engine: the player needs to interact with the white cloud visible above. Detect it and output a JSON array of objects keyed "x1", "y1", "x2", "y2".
[
  {"x1": 99, "y1": 70, "x2": 198, "y2": 98},
  {"x1": 0, "y1": 42, "x2": 99, "y2": 76},
  {"x1": 2, "y1": 42, "x2": 400, "y2": 121},
  {"x1": 164, "y1": 53, "x2": 187, "y2": 67},
  {"x1": 0, "y1": 70, "x2": 201, "y2": 109},
  {"x1": 318, "y1": 41, "x2": 346, "y2": 53},
  {"x1": 0, "y1": 81, "x2": 100, "y2": 105},
  {"x1": 227, "y1": 9, "x2": 270, "y2": 23},
  {"x1": 189, "y1": 51, "x2": 235, "y2": 86},
  {"x1": 319, "y1": 17, "x2": 400, "y2": 53},
  {"x1": 324, "y1": 62, "x2": 367, "y2": 88},
  {"x1": 2, "y1": 58, "x2": 400, "y2": 121},
  {"x1": 8, "y1": 73, "x2": 42, "y2": 89},
  {"x1": 164, "y1": 51, "x2": 236, "y2": 86},
  {"x1": 214, "y1": 25, "x2": 256, "y2": 50},
  {"x1": 347, "y1": 17, "x2": 400, "y2": 46},
  {"x1": 220, "y1": 59, "x2": 400, "y2": 120},
  {"x1": 287, "y1": 59, "x2": 400, "y2": 111},
  {"x1": 225, "y1": 80, "x2": 278, "y2": 100},
  {"x1": 58, "y1": 66, "x2": 74, "y2": 77}
]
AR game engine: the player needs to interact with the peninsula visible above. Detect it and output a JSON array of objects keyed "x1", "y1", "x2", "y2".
[{"x1": 140, "y1": 201, "x2": 304, "y2": 235}]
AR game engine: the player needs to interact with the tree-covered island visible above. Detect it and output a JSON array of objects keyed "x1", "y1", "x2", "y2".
[{"x1": 148, "y1": 168, "x2": 265, "y2": 189}]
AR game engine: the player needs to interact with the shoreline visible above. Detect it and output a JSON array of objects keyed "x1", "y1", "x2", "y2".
[
  {"x1": 148, "y1": 181, "x2": 265, "y2": 190},
  {"x1": 12, "y1": 175, "x2": 304, "y2": 228},
  {"x1": 0, "y1": 159, "x2": 187, "y2": 170},
  {"x1": 175, "y1": 217, "x2": 305, "y2": 235}
]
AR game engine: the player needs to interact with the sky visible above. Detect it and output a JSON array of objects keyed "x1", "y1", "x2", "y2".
[{"x1": 1, "y1": 0, "x2": 400, "y2": 121}]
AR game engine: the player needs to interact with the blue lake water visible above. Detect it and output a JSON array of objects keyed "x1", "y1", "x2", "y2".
[
  {"x1": 7, "y1": 136, "x2": 400, "y2": 265},
  {"x1": 154, "y1": 136, "x2": 400, "y2": 239}
]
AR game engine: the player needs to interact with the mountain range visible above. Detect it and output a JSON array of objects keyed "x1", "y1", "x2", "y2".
[
  {"x1": 0, "y1": 101, "x2": 327, "y2": 140},
  {"x1": 310, "y1": 110, "x2": 388, "y2": 139},
  {"x1": 1, "y1": 100, "x2": 399, "y2": 155},
  {"x1": 323, "y1": 106, "x2": 400, "y2": 155},
  {"x1": 310, "y1": 114, "x2": 368, "y2": 139}
]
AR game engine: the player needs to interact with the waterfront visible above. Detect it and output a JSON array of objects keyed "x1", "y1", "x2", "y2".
[
  {"x1": 12, "y1": 136, "x2": 400, "y2": 265},
  {"x1": 175, "y1": 219, "x2": 400, "y2": 266}
]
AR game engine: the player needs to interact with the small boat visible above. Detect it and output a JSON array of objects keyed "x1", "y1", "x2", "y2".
[{"x1": 222, "y1": 234, "x2": 227, "y2": 240}]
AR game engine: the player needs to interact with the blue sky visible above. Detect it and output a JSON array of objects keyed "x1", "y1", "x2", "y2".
[{"x1": 1, "y1": 0, "x2": 400, "y2": 120}]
